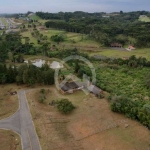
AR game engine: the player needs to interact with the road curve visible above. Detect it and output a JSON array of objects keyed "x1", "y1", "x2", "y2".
[{"x1": 0, "y1": 90, "x2": 41, "y2": 150}]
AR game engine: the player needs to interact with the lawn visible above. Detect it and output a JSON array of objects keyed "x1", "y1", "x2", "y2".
[{"x1": 26, "y1": 86, "x2": 150, "y2": 150}]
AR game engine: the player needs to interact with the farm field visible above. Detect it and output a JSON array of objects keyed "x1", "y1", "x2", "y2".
[{"x1": 26, "y1": 86, "x2": 150, "y2": 150}]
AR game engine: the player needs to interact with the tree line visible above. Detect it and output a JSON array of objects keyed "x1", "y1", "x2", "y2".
[
  {"x1": 0, "y1": 63, "x2": 54, "y2": 85},
  {"x1": 110, "y1": 95, "x2": 150, "y2": 129}
]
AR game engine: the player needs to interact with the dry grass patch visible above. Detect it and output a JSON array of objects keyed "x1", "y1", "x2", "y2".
[
  {"x1": 0, "y1": 84, "x2": 21, "y2": 120},
  {"x1": 0, "y1": 130, "x2": 22, "y2": 150}
]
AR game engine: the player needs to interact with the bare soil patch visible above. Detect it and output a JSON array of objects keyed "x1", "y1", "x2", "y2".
[{"x1": 26, "y1": 86, "x2": 150, "y2": 150}]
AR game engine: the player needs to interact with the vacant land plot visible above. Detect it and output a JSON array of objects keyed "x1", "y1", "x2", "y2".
[
  {"x1": 26, "y1": 86, "x2": 150, "y2": 150},
  {"x1": 0, "y1": 130, "x2": 22, "y2": 150},
  {"x1": 0, "y1": 84, "x2": 23, "y2": 150},
  {"x1": 0, "y1": 84, "x2": 20, "y2": 120}
]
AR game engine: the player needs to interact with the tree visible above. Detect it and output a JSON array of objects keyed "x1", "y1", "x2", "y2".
[
  {"x1": 56, "y1": 99, "x2": 75, "y2": 114},
  {"x1": 120, "y1": 10, "x2": 123, "y2": 14},
  {"x1": 51, "y1": 34, "x2": 65, "y2": 44}
]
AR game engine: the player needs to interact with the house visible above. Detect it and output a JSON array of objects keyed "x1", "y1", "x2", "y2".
[
  {"x1": 110, "y1": 43, "x2": 122, "y2": 48},
  {"x1": 128, "y1": 45, "x2": 136, "y2": 50},
  {"x1": 59, "y1": 82, "x2": 80, "y2": 94},
  {"x1": 87, "y1": 85, "x2": 103, "y2": 97},
  {"x1": 59, "y1": 79, "x2": 103, "y2": 97},
  {"x1": 50, "y1": 61, "x2": 63, "y2": 69}
]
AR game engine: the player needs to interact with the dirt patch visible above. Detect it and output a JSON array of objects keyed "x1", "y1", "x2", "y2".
[{"x1": 26, "y1": 86, "x2": 150, "y2": 150}]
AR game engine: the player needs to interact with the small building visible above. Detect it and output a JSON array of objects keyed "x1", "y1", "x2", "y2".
[
  {"x1": 60, "y1": 82, "x2": 79, "y2": 94},
  {"x1": 110, "y1": 43, "x2": 122, "y2": 48}
]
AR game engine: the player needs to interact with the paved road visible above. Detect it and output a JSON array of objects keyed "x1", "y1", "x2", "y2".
[{"x1": 0, "y1": 90, "x2": 41, "y2": 150}]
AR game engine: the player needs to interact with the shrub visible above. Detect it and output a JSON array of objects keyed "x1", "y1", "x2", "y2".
[
  {"x1": 38, "y1": 95, "x2": 46, "y2": 103},
  {"x1": 56, "y1": 99, "x2": 75, "y2": 114},
  {"x1": 40, "y1": 89, "x2": 45, "y2": 94}
]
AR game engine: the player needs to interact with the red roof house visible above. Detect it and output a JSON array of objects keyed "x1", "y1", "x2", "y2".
[{"x1": 128, "y1": 45, "x2": 136, "y2": 50}]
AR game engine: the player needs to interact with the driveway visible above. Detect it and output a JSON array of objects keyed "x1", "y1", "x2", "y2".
[{"x1": 0, "y1": 90, "x2": 41, "y2": 150}]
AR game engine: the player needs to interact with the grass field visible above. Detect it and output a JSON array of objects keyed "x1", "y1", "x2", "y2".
[
  {"x1": 21, "y1": 28, "x2": 100, "y2": 51},
  {"x1": 139, "y1": 15, "x2": 150, "y2": 22},
  {"x1": 85, "y1": 48, "x2": 150, "y2": 60},
  {"x1": 26, "y1": 86, "x2": 150, "y2": 150},
  {"x1": 28, "y1": 15, "x2": 41, "y2": 20}
]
